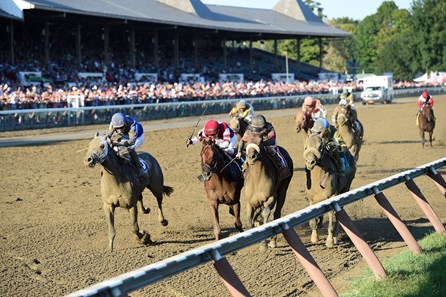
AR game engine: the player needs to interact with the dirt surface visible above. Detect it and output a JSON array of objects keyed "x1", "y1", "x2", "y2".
[{"x1": 1, "y1": 96, "x2": 445, "y2": 297}]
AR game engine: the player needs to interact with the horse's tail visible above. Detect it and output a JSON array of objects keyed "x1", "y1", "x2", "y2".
[{"x1": 163, "y1": 185, "x2": 174, "y2": 197}]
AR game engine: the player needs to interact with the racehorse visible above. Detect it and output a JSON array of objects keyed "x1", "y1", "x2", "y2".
[
  {"x1": 229, "y1": 117, "x2": 249, "y2": 147},
  {"x1": 200, "y1": 137, "x2": 244, "y2": 240},
  {"x1": 243, "y1": 133, "x2": 294, "y2": 250},
  {"x1": 294, "y1": 110, "x2": 314, "y2": 143},
  {"x1": 83, "y1": 133, "x2": 173, "y2": 251},
  {"x1": 303, "y1": 134, "x2": 356, "y2": 248},
  {"x1": 418, "y1": 103, "x2": 435, "y2": 148},
  {"x1": 336, "y1": 113, "x2": 364, "y2": 161}
]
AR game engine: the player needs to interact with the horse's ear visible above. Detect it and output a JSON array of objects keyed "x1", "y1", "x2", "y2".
[{"x1": 95, "y1": 132, "x2": 99, "y2": 137}]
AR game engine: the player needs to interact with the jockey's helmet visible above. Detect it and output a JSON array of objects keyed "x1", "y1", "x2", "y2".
[
  {"x1": 422, "y1": 91, "x2": 429, "y2": 99},
  {"x1": 111, "y1": 113, "x2": 127, "y2": 128},
  {"x1": 311, "y1": 118, "x2": 329, "y2": 135},
  {"x1": 236, "y1": 100, "x2": 246, "y2": 110},
  {"x1": 204, "y1": 120, "x2": 220, "y2": 136},
  {"x1": 251, "y1": 115, "x2": 267, "y2": 133},
  {"x1": 303, "y1": 96, "x2": 314, "y2": 107},
  {"x1": 339, "y1": 99, "x2": 348, "y2": 106}
]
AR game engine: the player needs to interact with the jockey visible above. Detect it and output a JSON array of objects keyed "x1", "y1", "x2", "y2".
[
  {"x1": 310, "y1": 118, "x2": 344, "y2": 174},
  {"x1": 418, "y1": 91, "x2": 434, "y2": 110},
  {"x1": 229, "y1": 99, "x2": 255, "y2": 124},
  {"x1": 107, "y1": 112, "x2": 145, "y2": 177},
  {"x1": 236, "y1": 115, "x2": 290, "y2": 179},
  {"x1": 331, "y1": 99, "x2": 357, "y2": 126},
  {"x1": 301, "y1": 96, "x2": 325, "y2": 120},
  {"x1": 417, "y1": 90, "x2": 435, "y2": 125},
  {"x1": 186, "y1": 119, "x2": 237, "y2": 156},
  {"x1": 340, "y1": 88, "x2": 354, "y2": 106}
]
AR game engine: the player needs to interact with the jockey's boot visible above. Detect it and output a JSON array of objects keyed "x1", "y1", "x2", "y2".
[
  {"x1": 129, "y1": 149, "x2": 145, "y2": 178},
  {"x1": 271, "y1": 150, "x2": 291, "y2": 180},
  {"x1": 327, "y1": 143, "x2": 343, "y2": 175}
]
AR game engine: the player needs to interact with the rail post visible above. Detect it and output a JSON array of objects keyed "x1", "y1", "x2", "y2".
[
  {"x1": 373, "y1": 187, "x2": 421, "y2": 255},
  {"x1": 427, "y1": 166, "x2": 446, "y2": 197},
  {"x1": 333, "y1": 202, "x2": 387, "y2": 279},
  {"x1": 404, "y1": 176, "x2": 445, "y2": 233},
  {"x1": 280, "y1": 223, "x2": 338, "y2": 297},
  {"x1": 211, "y1": 250, "x2": 251, "y2": 297}
]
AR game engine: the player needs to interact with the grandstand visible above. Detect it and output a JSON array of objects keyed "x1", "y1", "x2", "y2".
[{"x1": 0, "y1": 0, "x2": 350, "y2": 87}]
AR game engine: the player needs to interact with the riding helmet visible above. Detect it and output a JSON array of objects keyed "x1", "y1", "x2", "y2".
[
  {"x1": 204, "y1": 120, "x2": 219, "y2": 136},
  {"x1": 251, "y1": 115, "x2": 267, "y2": 132},
  {"x1": 236, "y1": 100, "x2": 246, "y2": 110},
  {"x1": 303, "y1": 96, "x2": 314, "y2": 107},
  {"x1": 421, "y1": 91, "x2": 429, "y2": 99},
  {"x1": 111, "y1": 113, "x2": 127, "y2": 128},
  {"x1": 311, "y1": 118, "x2": 329, "y2": 135}
]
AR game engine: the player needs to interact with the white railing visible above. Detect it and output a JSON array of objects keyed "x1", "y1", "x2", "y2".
[{"x1": 67, "y1": 157, "x2": 446, "y2": 297}]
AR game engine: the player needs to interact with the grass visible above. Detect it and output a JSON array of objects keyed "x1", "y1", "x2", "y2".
[{"x1": 341, "y1": 231, "x2": 446, "y2": 297}]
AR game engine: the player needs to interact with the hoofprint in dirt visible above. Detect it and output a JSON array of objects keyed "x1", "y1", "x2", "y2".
[{"x1": 0, "y1": 96, "x2": 445, "y2": 296}]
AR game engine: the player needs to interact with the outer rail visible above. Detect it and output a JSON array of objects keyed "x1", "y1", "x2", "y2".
[{"x1": 67, "y1": 157, "x2": 446, "y2": 297}]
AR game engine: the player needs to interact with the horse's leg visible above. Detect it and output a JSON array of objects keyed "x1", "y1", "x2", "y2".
[
  {"x1": 231, "y1": 202, "x2": 243, "y2": 233},
  {"x1": 137, "y1": 194, "x2": 151, "y2": 214},
  {"x1": 149, "y1": 186, "x2": 168, "y2": 226},
  {"x1": 246, "y1": 204, "x2": 255, "y2": 229},
  {"x1": 326, "y1": 211, "x2": 335, "y2": 248},
  {"x1": 429, "y1": 131, "x2": 433, "y2": 147},
  {"x1": 208, "y1": 200, "x2": 221, "y2": 240},
  {"x1": 309, "y1": 218, "x2": 319, "y2": 244},
  {"x1": 103, "y1": 203, "x2": 116, "y2": 252},
  {"x1": 420, "y1": 130, "x2": 425, "y2": 148}
]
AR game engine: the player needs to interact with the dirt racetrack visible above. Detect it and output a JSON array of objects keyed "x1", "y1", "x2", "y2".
[{"x1": 1, "y1": 95, "x2": 445, "y2": 297}]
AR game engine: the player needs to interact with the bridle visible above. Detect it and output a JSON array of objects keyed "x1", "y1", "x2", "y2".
[
  {"x1": 88, "y1": 136, "x2": 109, "y2": 167},
  {"x1": 200, "y1": 142, "x2": 221, "y2": 181}
]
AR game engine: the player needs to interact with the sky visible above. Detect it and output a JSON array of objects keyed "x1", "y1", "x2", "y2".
[{"x1": 201, "y1": 0, "x2": 413, "y2": 20}]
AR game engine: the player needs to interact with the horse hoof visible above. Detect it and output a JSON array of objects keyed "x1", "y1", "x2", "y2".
[
  {"x1": 259, "y1": 241, "x2": 268, "y2": 252},
  {"x1": 143, "y1": 207, "x2": 151, "y2": 214},
  {"x1": 140, "y1": 232, "x2": 152, "y2": 245},
  {"x1": 268, "y1": 240, "x2": 277, "y2": 249},
  {"x1": 160, "y1": 219, "x2": 168, "y2": 227}
]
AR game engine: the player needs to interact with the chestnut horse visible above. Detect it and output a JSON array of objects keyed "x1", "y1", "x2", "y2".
[
  {"x1": 303, "y1": 134, "x2": 356, "y2": 248},
  {"x1": 243, "y1": 133, "x2": 294, "y2": 250},
  {"x1": 294, "y1": 110, "x2": 314, "y2": 143},
  {"x1": 418, "y1": 103, "x2": 435, "y2": 148},
  {"x1": 200, "y1": 137, "x2": 244, "y2": 240},
  {"x1": 84, "y1": 133, "x2": 173, "y2": 251}
]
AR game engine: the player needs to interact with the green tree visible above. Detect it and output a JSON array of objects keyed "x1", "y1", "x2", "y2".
[{"x1": 409, "y1": 0, "x2": 446, "y2": 74}]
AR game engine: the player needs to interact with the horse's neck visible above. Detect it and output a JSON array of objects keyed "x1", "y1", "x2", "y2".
[
  {"x1": 338, "y1": 124, "x2": 354, "y2": 146},
  {"x1": 101, "y1": 149, "x2": 128, "y2": 177}
]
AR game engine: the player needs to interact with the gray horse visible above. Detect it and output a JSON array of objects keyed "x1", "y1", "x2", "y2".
[{"x1": 84, "y1": 132, "x2": 173, "y2": 251}]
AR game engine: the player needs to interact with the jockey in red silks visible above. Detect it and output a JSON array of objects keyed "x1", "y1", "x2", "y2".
[
  {"x1": 417, "y1": 90, "x2": 435, "y2": 125},
  {"x1": 186, "y1": 120, "x2": 237, "y2": 156},
  {"x1": 301, "y1": 96, "x2": 326, "y2": 120},
  {"x1": 418, "y1": 91, "x2": 434, "y2": 110}
]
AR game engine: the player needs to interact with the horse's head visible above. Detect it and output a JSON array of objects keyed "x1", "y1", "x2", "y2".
[
  {"x1": 422, "y1": 103, "x2": 433, "y2": 122},
  {"x1": 84, "y1": 132, "x2": 110, "y2": 168},
  {"x1": 200, "y1": 137, "x2": 221, "y2": 181},
  {"x1": 303, "y1": 134, "x2": 324, "y2": 170},
  {"x1": 294, "y1": 111, "x2": 313, "y2": 133},
  {"x1": 229, "y1": 117, "x2": 240, "y2": 134},
  {"x1": 245, "y1": 132, "x2": 263, "y2": 165}
]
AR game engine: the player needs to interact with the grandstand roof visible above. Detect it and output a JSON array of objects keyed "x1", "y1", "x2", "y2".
[{"x1": 4, "y1": 0, "x2": 350, "y2": 39}]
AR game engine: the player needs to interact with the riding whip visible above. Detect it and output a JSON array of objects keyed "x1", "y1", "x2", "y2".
[{"x1": 187, "y1": 105, "x2": 208, "y2": 147}]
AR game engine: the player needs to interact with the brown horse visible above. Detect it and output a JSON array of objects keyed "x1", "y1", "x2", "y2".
[
  {"x1": 243, "y1": 133, "x2": 294, "y2": 250},
  {"x1": 84, "y1": 133, "x2": 173, "y2": 251},
  {"x1": 200, "y1": 137, "x2": 244, "y2": 240},
  {"x1": 336, "y1": 113, "x2": 364, "y2": 161},
  {"x1": 229, "y1": 117, "x2": 249, "y2": 147},
  {"x1": 418, "y1": 103, "x2": 435, "y2": 148},
  {"x1": 294, "y1": 110, "x2": 314, "y2": 143},
  {"x1": 303, "y1": 134, "x2": 356, "y2": 248}
]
